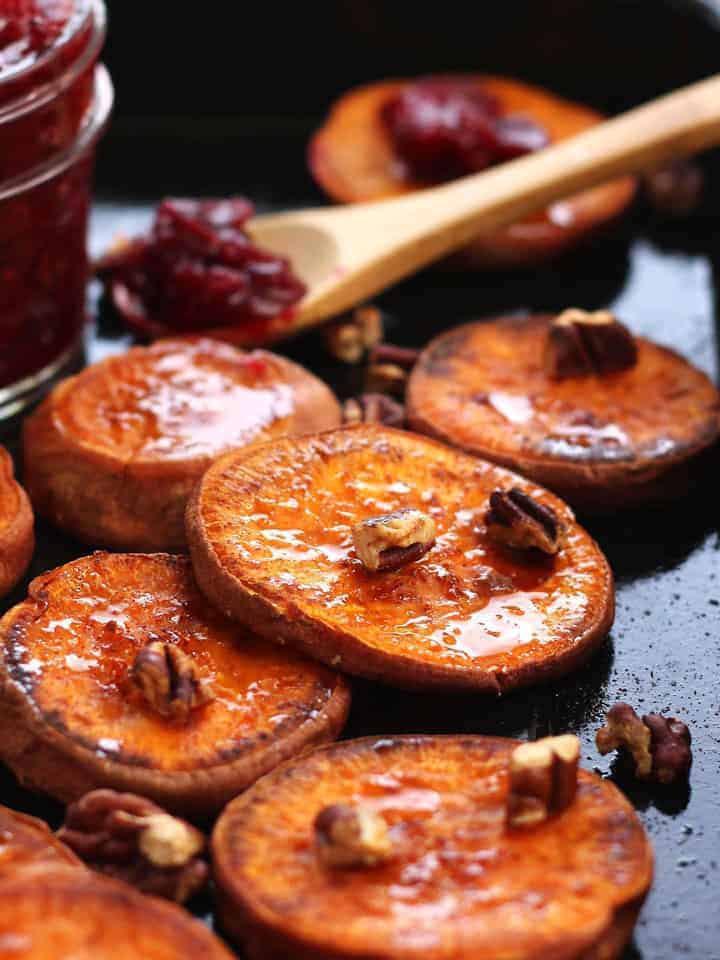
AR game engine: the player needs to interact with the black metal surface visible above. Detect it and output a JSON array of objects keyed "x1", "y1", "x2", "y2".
[{"x1": 2, "y1": 1, "x2": 720, "y2": 953}]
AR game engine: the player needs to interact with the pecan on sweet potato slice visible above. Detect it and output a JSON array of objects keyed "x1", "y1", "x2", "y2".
[
  {"x1": 187, "y1": 424, "x2": 613, "y2": 692},
  {"x1": 0, "y1": 867, "x2": 233, "y2": 959},
  {"x1": 0, "y1": 553, "x2": 349, "y2": 817},
  {"x1": 407, "y1": 315, "x2": 720, "y2": 511},
  {"x1": 0, "y1": 804, "x2": 81, "y2": 879},
  {"x1": 212, "y1": 735, "x2": 653, "y2": 960},
  {"x1": 23, "y1": 337, "x2": 341, "y2": 551},
  {"x1": 308, "y1": 76, "x2": 635, "y2": 269},
  {"x1": 0, "y1": 445, "x2": 33, "y2": 599}
]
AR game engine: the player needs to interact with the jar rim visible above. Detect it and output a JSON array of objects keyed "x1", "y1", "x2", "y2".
[
  {"x1": 0, "y1": 62, "x2": 113, "y2": 200},
  {"x1": 0, "y1": 0, "x2": 106, "y2": 125}
]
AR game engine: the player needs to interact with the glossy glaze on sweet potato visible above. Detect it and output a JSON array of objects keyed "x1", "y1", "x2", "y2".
[
  {"x1": 213, "y1": 735, "x2": 653, "y2": 960},
  {"x1": 0, "y1": 804, "x2": 81, "y2": 878},
  {"x1": 0, "y1": 445, "x2": 34, "y2": 599},
  {"x1": 309, "y1": 77, "x2": 636, "y2": 268},
  {"x1": 0, "y1": 553, "x2": 350, "y2": 817},
  {"x1": 187, "y1": 425, "x2": 613, "y2": 692},
  {"x1": 0, "y1": 867, "x2": 234, "y2": 959},
  {"x1": 407, "y1": 316, "x2": 720, "y2": 510},
  {"x1": 23, "y1": 337, "x2": 341, "y2": 550}
]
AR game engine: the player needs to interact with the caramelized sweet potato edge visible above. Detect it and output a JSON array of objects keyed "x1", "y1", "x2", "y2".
[{"x1": 0, "y1": 446, "x2": 34, "y2": 599}]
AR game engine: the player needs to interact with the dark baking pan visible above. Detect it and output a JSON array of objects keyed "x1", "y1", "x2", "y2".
[{"x1": 2, "y1": 0, "x2": 719, "y2": 956}]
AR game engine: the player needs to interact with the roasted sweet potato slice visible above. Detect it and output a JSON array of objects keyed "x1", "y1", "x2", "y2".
[
  {"x1": 187, "y1": 425, "x2": 613, "y2": 691},
  {"x1": 308, "y1": 77, "x2": 636, "y2": 268},
  {"x1": 213, "y1": 735, "x2": 653, "y2": 960},
  {"x1": 406, "y1": 316, "x2": 720, "y2": 510},
  {"x1": 0, "y1": 445, "x2": 34, "y2": 599},
  {"x1": 0, "y1": 804, "x2": 81, "y2": 878},
  {"x1": 23, "y1": 337, "x2": 341, "y2": 550},
  {"x1": 0, "y1": 553, "x2": 350, "y2": 816},
  {"x1": 0, "y1": 867, "x2": 234, "y2": 959}
]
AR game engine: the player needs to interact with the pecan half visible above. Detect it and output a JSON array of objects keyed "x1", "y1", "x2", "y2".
[
  {"x1": 596, "y1": 703, "x2": 692, "y2": 784},
  {"x1": 544, "y1": 308, "x2": 638, "y2": 379},
  {"x1": 507, "y1": 734, "x2": 580, "y2": 828},
  {"x1": 57, "y1": 790, "x2": 207, "y2": 902},
  {"x1": 365, "y1": 362, "x2": 408, "y2": 396},
  {"x1": 352, "y1": 507, "x2": 436, "y2": 572},
  {"x1": 342, "y1": 393, "x2": 405, "y2": 428},
  {"x1": 644, "y1": 160, "x2": 703, "y2": 218},
  {"x1": 314, "y1": 803, "x2": 392, "y2": 868},
  {"x1": 485, "y1": 487, "x2": 566, "y2": 555},
  {"x1": 323, "y1": 306, "x2": 384, "y2": 363},
  {"x1": 130, "y1": 641, "x2": 214, "y2": 723}
]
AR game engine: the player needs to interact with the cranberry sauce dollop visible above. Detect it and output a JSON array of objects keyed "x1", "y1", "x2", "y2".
[
  {"x1": 0, "y1": 0, "x2": 75, "y2": 76},
  {"x1": 382, "y1": 76, "x2": 549, "y2": 183},
  {"x1": 100, "y1": 198, "x2": 308, "y2": 340}
]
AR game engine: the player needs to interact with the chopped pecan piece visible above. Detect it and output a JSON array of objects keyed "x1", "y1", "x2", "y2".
[
  {"x1": 130, "y1": 641, "x2": 214, "y2": 723},
  {"x1": 342, "y1": 393, "x2": 405, "y2": 428},
  {"x1": 644, "y1": 160, "x2": 703, "y2": 217},
  {"x1": 507, "y1": 734, "x2": 580, "y2": 828},
  {"x1": 365, "y1": 362, "x2": 408, "y2": 396},
  {"x1": 368, "y1": 343, "x2": 421, "y2": 370},
  {"x1": 596, "y1": 703, "x2": 692, "y2": 784},
  {"x1": 544, "y1": 308, "x2": 638, "y2": 379},
  {"x1": 57, "y1": 789, "x2": 207, "y2": 902},
  {"x1": 352, "y1": 507, "x2": 436, "y2": 572},
  {"x1": 323, "y1": 305, "x2": 384, "y2": 363},
  {"x1": 314, "y1": 803, "x2": 392, "y2": 868},
  {"x1": 485, "y1": 487, "x2": 566, "y2": 555}
]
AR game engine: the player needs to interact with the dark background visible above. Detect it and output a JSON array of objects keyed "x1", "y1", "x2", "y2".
[
  {"x1": 95, "y1": 0, "x2": 720, "y2": 198},
  {"x1": 10, "y1": 3, "x2": 720, "y2": 959}
]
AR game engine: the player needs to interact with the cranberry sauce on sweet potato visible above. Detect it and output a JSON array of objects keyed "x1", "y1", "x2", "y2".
[{"x1": 309, "y1": 76, "x2": 636, "y2": 267}]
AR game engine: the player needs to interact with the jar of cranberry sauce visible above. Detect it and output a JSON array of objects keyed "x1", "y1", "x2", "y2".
[{"x1": 0, "y1": 0, "x2": 112, "y2": 420}]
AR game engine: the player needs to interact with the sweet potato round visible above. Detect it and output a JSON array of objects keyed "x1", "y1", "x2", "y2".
[
  {"x1": 0, "y1": 867, "x2": 234, "y2": 959},
  {"x1": 23, "y1": 337, "x2": 341, "y2": 550},
  {"x1": 0, "y1": 552, "x2": 350, "y2": 817},
  {"x1": 309, "y1": 77, "x2": 636, "y2": 268},
  {"x1": 213, "y1": 735, "x2": 653, "y2": 960},
  {"x1": 0, "y1": 804, "x2": 81, "y2": 878},
  {"x1": 406, "y1": 316, "x2": 720, "y2": 510},
  {"x1": 187, "y1": 425, "x2": 613, "y2": 692},
  {"x1": 0, "y1": 445, "x2": 34, "y2": 599}
]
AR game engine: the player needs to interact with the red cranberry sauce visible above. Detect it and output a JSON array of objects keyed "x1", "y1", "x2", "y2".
[
  {"x1": 102, "y1": 198, "x2": 307, "y2": 340},
  {"x1": 0, "y1": 0, "x2": 75, "y2": 76},
  {"x1": 382, "y1": 77, "x2": 548, "y2": 183}
]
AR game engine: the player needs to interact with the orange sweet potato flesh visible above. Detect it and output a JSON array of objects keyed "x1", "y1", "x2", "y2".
[
  {"x1": 0, "y1": 804, "x2": 81, "y2": 878},
  {"x1": 308, "y1": 77, "x2": 636, "y2": 268},
  {"x1": 23, "y1": 337, "x2": 341, "y2": 551},
  {"x1": 0, "y1": 867, "x2": 234, "y2": 959},
  {"x1": 407, "y1": 316, "x2": 720, "y2": 510},
  {"x1": 213, "y1": 735, "x2": 653, "y2": 960},
  {"x1": 0, "y1": 552, "x2": 350, "y2": 817},
  {"x1": 187, "y1": 425, "x2": 613, "y2": 692},
  {"x1": 0, "y1": 445, "x2": 34, "y2": 599}
]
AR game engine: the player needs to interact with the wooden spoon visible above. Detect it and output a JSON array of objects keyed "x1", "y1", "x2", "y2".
[{"x1": 248, "y1": 74, "x2": 720, "y2": 337}]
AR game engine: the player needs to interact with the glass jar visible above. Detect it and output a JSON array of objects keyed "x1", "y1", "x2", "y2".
[{"x1": 0, "y1": 0, "x2": 112, "y2": 420}]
